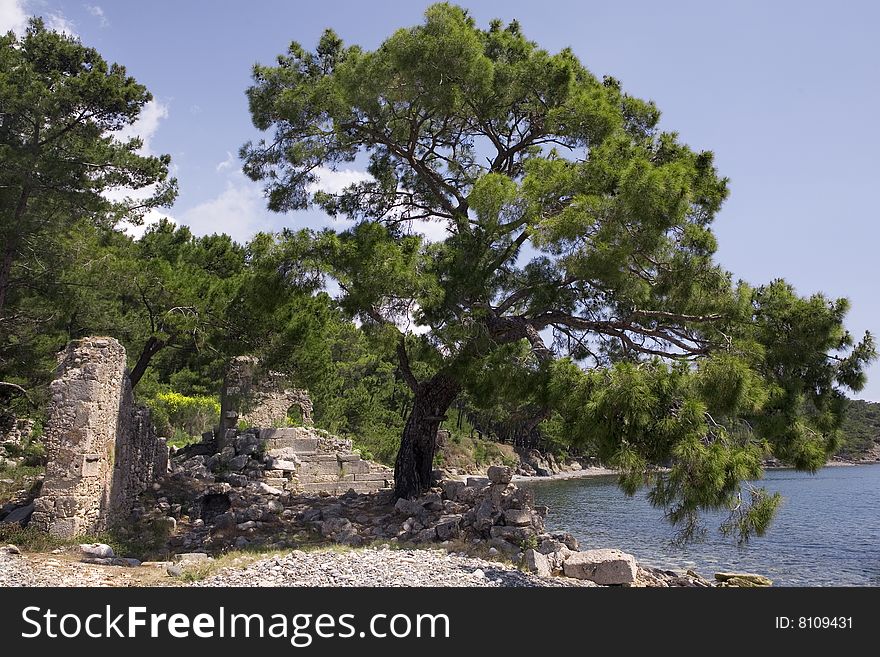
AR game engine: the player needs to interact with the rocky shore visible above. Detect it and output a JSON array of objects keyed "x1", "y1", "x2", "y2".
[{"x1": 1, "y1": 544, "x2": 725, "y2": 588}]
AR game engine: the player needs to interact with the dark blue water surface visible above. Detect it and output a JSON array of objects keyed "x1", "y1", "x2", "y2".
[{"x1": 520, "y1": 464, "x2": 880, "y2": 586}]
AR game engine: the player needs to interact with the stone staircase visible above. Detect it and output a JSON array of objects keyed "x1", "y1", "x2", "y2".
[{"x1": 258, "y1": 428, "x2": 393, "y2": 495}]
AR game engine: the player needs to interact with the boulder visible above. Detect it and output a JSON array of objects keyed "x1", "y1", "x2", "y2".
[
  {"x1": 394, "y1": 497, "x2": 424, "y2": 517},
  {"x1": 79, "y1": 543, "x2": 114, "y2": 559},
  {"x1": 502, "y1": 509, "x2": 533, "y2": 527},
  {"x1": 562, "y1": 549, "x2": 637, "y2": 585},
  {"x1": 228, "y1": 454, "x2": 249, "y2": 471},
  {"x1": 416, "y1": 527, "x2": 438, "y2": 543},
  {"x1": 436, "y1": 516, "x2": 461, "y2": 541},
  {"x1": 523, "y1": 549, "x2": 552, "y2": 577},
  {"x1": 440, "y1": 479, "x2": 466, "y2": 501},
  {"x1": 473, "y1": 498, "x2": 501, "y2": 533},
  {"x1": 487, "y1": 466, "x2": 513, "y2": 485},
  {"x1": 320, "y1": 517, "x2": 353, "y2": 539},
  {"x1": 488, "y1": 525, "x2": 536, "y2": 543}
]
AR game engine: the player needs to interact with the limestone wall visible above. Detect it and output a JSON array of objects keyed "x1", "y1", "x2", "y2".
[{"x1": 30, "y1": 337, "x2": 168, "y2": 538}]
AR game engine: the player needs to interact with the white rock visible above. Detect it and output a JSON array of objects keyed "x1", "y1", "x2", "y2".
[
  {"x1": 79, "y1": 543, "x2": 114, "y2": 559},
  {"x1": 562, "y1": 549, "x2": 637, "y2": 585}
]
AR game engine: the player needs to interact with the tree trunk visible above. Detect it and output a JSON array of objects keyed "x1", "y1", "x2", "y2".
[
  {"x1": 393, "y1": 372, "x2": 460, "y2": 499},
  {"x1": 128, "y1": 335, "x2": 166, "y2": 389}
]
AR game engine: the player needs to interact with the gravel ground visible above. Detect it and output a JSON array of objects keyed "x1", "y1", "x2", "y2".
[
  {"x1": 0, "y1": 545, "x2": 594, "y2": 587},
  {"x1": 195, "y1": 547, "x2": 595, "y2": 587},
  {"x1": 0, "y1": 547, "x2": 166, "y2": 587}
]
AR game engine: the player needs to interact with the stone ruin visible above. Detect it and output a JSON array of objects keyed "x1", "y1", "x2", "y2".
[
  {"x1": 21, "y1": 339, "x2": 389, "y2": 540},
  {"x1": 0, "y1": 417, "x2": 34, "y2": 468},
  {"x1": 177, "y1": 426, "x2": 392, "y2": 496},
  {"x1": 218, "y1": 356, "x2": 313, "y2": 447},
  {"x1": 29, "y1": 338, "x2": 169, "y2": 538}
]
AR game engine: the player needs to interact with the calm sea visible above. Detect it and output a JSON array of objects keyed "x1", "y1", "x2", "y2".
[{"x1": 520, "y1": 463, "x2": 880, "y2": 586}]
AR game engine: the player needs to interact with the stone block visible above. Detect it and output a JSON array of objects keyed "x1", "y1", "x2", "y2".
[
  {"x1": 48, "y1": 517, "x2": 79, "y2": 539},
  {"x1": 339, "y1": 460, "x2": 370, "y2": 475},
  {"x1": 562, "y1": 549, "x2": 637, "y2": 585},
  {"x1": 300, "y1": 461, "x2": 342, "y2": 477},
  {"x1": 354, "y1": 472, "x2": 391, "y2": 482},
  {"x1": 80, "y1": 453, "x2": 102, "y2": 477}
]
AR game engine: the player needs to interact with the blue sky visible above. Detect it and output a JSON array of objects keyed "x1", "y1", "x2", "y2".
[{"x1": 3, "y1": 0, "x2": 878, "y2": 400}]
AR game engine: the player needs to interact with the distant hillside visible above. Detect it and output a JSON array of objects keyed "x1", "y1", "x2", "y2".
[{"x1": 837, "y1": 399, "x2": 880, "y2": 460}]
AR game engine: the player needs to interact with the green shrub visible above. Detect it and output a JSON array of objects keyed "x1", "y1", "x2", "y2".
[{"x1": 145, "y1": 391, "x2": 220, "y2": 439}]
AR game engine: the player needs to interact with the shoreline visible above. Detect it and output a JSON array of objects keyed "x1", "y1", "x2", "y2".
[
  {"x1": 512, "y1": 466, "x2": 618, "y2": 483},
  {"x1": 511, "y1": 458, "x2": 880, "y2": 484}
]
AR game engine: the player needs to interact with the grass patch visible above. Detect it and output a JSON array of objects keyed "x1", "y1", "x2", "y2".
[
  {"x1": 0, "y1": 525, "x2": 132, "y2": 554},
  {"x1": 166, "y1": 432, "x2": 203, "y2": 450}
]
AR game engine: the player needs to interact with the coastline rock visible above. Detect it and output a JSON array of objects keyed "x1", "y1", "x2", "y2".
[
  {"x1": 562, "y1": 549, "x2": 637, "y2": 585},
  {"x1": 715, "y1": 572, "x2": 772, "y2": 587},
  {"x1": 487, "y1": 466, "x2": 513, "y2": 485},
  {"x1": 523, "y1": 549, "x2": 552, "y2": 577}
]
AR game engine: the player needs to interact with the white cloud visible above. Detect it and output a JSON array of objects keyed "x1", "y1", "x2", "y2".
[
  {"x1": 122, "y1": 208, "x2": 175, "y2": 239},
  {"x1": 216, "y1": 151, "x2": 236, "y2": 172},
  {"x1": 115, "y1": 99, "x2": 169, "y2": 155},
  {"x1": 308, "y1": 166, "x2": 373, "y2": 195},
  {"x1": 308, "y1": 167, "x2": 451, "y2": 242},
  {"x1": 85, "y1": 4, "x2": 107, "y2": 27},
  {"x1": 180, "y1": 178, "x2": 268, "y2": 243},
  {"x1": 45, "y1": 11, "x2": 76, "y2": 36},
  {"x1": 408, "y1": 217, "x2": 451, "y2": 243},
  {"x1": 0, "y1": 0, "x2": 28, "y2": 34},
  {"x1": 1, "y1": 2, "x2": 76, "y2": 36},
  {"x1": 106, "y1": 100, "x2": 173, "y2": 236}
]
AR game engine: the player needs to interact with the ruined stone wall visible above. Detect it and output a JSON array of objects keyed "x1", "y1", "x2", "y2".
[
  {"x1": 30, "y1": 337, "x2": 168, "y2": 538},
  {"x1": 219, "y1": 356, "x2": 313, "y2": 448},
  {"x1": 0, "y1": 417, "x2": 34, "y2": 447}
]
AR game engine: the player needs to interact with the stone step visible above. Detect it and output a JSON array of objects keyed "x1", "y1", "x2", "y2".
[
  {"x1": 262, "y1": 439, "x2": 318, "y2": 453},
  {"x1": 298, "y1": 481, "x2": 386, "y2": 494},
  {"x1": 355, "y1": 472, "x2": 393, "y2": 482},
  {"x1": 299, "y1": 454, "x2": 338, "y2": 463}
]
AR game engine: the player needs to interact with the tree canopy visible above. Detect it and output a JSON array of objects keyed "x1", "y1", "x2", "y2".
[
  {"x1": 242, "y1": 3, "x2": 875, "y2": 539},
  {"x1": 0, "y1": 18, "x2": 176, "y2": 411}
]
